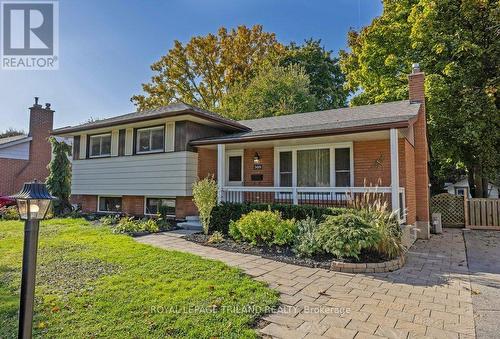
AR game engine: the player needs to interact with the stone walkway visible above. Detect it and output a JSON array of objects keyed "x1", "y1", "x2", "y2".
[
  {"x1": 464, "y1": 230, "x2": 500, "y2": 339},
  {"x1": 136, "y1": 229, "x2": 475, "y2": 339}
]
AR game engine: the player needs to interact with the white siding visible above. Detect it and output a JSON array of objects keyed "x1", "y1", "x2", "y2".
[
  {"x1": 0, "y1": 141, "x2": 30, "y2": 160},
  {"x1": 71, "y1": 151, "x2": 198, "y2": 196}
]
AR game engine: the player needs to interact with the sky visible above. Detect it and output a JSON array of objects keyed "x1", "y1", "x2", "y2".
[{"x1": 0, "y1": 0, "x2": 383, "y2": 131}]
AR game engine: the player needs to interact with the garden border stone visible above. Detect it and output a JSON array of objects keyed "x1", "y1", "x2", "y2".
[{"x1": 329, "y1": 255, "x2": 405, "y2": 273}]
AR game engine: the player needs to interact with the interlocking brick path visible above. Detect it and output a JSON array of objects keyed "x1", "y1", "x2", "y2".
[{"x1": 136, "y1": 229, "x2": 475, "y2": 339}]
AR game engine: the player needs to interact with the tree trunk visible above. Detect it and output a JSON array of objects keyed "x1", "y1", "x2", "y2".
[
  {"x1": 468, "y1": 168, "x2": 477, "y2": 198},
  {"x1": 481, "y1": 177, "x2": 489, "y2": 198}
]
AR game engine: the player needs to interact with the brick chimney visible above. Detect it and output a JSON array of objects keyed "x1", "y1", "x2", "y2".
[
  {"x1": 408, "y1": 63, "x2": 430, "y2": 238},
  {"x1": 13, "y1": 98, "x2": 55, "y2": 188}
]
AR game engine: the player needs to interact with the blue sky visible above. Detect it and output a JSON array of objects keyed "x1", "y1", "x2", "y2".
[{"x1": 0, "y1": 0, "x2": 382, "y2": 131}]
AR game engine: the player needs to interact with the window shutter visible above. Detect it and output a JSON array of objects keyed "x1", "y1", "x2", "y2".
[
  {"x1": 165, "y1": 122, "x2": 175, "y2": 152},
  {"x1": 118, "y1": 129, "x2": 126, "y2": 156},
  {"x1": 73, "y1": 135, "x2": 80, "y2": 160}
]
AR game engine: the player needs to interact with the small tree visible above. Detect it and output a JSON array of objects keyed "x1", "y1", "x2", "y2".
[
  {"x1": 192, "y1": 176, "x2": 218, "y2": 234},
  {"x1": 46, "y1": 137, "x2": 72, "y2": 215}
]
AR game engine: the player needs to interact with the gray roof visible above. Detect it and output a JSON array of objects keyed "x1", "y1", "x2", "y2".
[
  {"x1": 52, "y1": 102, "x2": 249, "y2": 135},
  {"x1": 0, "y1": 134, "x2": 31, "y2": 148},
  {"x1": 192, "y1": 100, "x2": 421, "y2": 144}
]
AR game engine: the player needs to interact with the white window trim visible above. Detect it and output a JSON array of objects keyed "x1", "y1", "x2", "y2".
[
  {"x1": 97, "y1": 195, "x2": 122, "y2": 213},
  {"x1": 144, "y1": 196, "x2": 176, "y2": 216},
  {"x1": 225, "y1": 149, "x2": 244, "y2": 186},
  {"x1": 274, "y1": 142, "x2": 354, "y2": 188},
  {"x1": 89, "y1": 133, "x2": 112, "y2": 158},
  {"x1": 135, "y1": 126, "x2": 165, "y2": 154}
]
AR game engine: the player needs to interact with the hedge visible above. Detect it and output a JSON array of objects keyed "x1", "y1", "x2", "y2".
[{"x1": 210, "y1": 202, "x2": 351, "y2": 234}]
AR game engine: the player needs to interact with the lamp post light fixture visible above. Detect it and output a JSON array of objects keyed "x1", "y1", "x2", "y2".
[
  {"x1": 10, "y1": 181, "x2": 54, "y2": 339},
  {"x1": 253, "y1": 152, "x2": 261, "y2": 165}
]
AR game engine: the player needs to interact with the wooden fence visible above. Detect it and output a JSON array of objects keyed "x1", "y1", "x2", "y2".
[{"x1": 466, "y1": 198, "x2": 500, "y2": 230}]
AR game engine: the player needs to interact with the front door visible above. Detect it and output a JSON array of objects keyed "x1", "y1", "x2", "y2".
[{"x1": 225, "y1": 150, "x2": 244, "y2": 202}]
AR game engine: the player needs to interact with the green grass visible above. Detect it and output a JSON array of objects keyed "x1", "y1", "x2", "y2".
[{"x1": 0, "y1": 218, "x2": 279, "y2": 338}]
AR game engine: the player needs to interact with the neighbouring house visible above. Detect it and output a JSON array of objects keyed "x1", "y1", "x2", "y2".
[
  {"x1": 0, "y1": 98, "x2": 56, "y2": 196},
  {"x1": 52, "y1": 64, "x2": 431, "y2": 241},
  {"x1": 444, "y1": 178, "x2": 499, "y2": 199}
]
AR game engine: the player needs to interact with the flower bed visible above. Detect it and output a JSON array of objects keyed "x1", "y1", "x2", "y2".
[{"x1": 185, "y1": 233, "x2": 405, "y2": 272}]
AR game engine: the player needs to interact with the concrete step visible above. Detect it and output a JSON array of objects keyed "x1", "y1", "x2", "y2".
[
  {"x1": 177, "y1": 220, "x2": 202, "y2": 231},
  {"x1": 186, "y1": 215, "x2": 200, "y2": 221}
]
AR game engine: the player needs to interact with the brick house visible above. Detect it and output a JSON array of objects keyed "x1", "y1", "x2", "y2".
[
  {"x1": 52, "y1": 65, "x2": 430, "y2": 241},
  {"x1": 0, "y1": 98, "x2": 55, "y2": 196}
]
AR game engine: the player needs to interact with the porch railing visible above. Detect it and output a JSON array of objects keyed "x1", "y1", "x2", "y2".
[{"x1": 220, "y1": 186, "x2": 406, "y2": 222}]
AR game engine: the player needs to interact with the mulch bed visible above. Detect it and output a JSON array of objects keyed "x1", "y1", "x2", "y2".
[{"x1": 184, "y1": 233, "x2": 388, "y2": 269}]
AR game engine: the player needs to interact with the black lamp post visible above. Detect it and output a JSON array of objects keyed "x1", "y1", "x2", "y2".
[{"x1": 10, "y1": 181, "x2": 54, "y2": 339}]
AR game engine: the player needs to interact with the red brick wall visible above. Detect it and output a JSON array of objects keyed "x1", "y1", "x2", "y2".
[
  {"x1": 0, "y1": 159, "x2": 27, "y2": 196},
  {"x1": 354, "y1": 140, "x2": 391, "y2": 187},
  {"x1": 176, "y1": 196, "x2": 198, "y2": 218},
  {"x1": 197, "y1": 148, "x2": 217, "y2": 180},
  {"x1": 403, "y1": 140, "x2": 417, "y2": 224},
  {"x1": 71, "y1": 194, "x2": 97, "y2": 213},
  {"x1": 409, "y1": 71, "x2": 430, "y2": 222},
  {"x1": 122, "y1": 195, "x2": 144, "y2": 215},
  {"x1": 243, "y1": 148, "x2": 274, "y2": 186}
]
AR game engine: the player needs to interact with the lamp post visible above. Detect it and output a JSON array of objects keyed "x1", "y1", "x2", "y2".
[{"x1": 10, "y1": 181, "x2": 54, "y2": 339}]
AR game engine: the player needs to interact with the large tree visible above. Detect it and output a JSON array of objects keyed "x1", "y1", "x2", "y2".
[
  {"x1": 221, "y1": 64, "x2": 317, "y2": 120},
  {"x1": 280, "y1": 39, "x2": 348, "y2": 110},
  {"x1": 132, "y1": 25, "x2": 283, "y2": 112},
  {"x1": 340, "y1": 0, "x2": 499, "y2": 197}
]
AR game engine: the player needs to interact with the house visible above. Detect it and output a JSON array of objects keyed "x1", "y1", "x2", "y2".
[
  {"x1": 52, "y1": 64, "x2": 431, "y2": 241},
  {"x1": 0, "y1": 98, "x2": 56, "y2": 196},
  {"x1": 444, "y1": 178, "x2": 499, "y2": 199}
]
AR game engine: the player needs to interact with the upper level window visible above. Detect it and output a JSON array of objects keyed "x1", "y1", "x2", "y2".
[
  {"x1": 89, "y1": 134, "x2": 111, "y2": 157},
  {"x1": 136, "y1": 126, "x2": 164, "y2": 154}
]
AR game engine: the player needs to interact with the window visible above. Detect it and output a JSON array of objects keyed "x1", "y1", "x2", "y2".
[
  {"x1": 89, "y1": 134, "x2": 111, "y2": 157},
  {"x1": 228, "y1": 156, "x2": 242, "y2": 182},
  {"x1": 98, "y1": 196, "x2": 122, "y2": 212},
  {"x1": 297, "y1": 149, "x2": 330, "y2": 187},
  {"x1": 145, "y1": 198, "x2": 175, "y2": 215},
  {"x1": 335, "y1": 148, "x2": 351, "y2": 187},
  {"x1": 455, "y1": 188, "x2": 467, "y2": 197},
  {"x1": 279, "y1": 151, "x2": 292, "y2": 187},
  {"x1": 136, "y1": 126, "x2": 164, "y2": 154}
]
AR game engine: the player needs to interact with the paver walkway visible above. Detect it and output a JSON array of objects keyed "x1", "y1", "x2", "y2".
[
  {"x1": 136, "y1": 229, "x2": 475, "y2": 339},
  {"x1": 464, "y1": 230, "x2": 500, "y2": 339}
]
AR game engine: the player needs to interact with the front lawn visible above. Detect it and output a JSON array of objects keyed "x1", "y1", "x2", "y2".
[{"x1": 0, "y1": 218, "x2": 279, "y2": 338}]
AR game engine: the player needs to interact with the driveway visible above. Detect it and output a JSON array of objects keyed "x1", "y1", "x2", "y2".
[
  {"x1": 464, "y1": 230, "x2": 500, "y2": 339},
  {"x1": 137, "y1": 229, "x2": 475, "y2": 338}
]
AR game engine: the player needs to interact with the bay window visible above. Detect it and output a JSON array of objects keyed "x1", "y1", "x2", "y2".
[
  {"x1": 89, "y1": 133, "x2": 112, "y2": 157},
  {"x1": 297, "y1": 149, "x2": 330, "y2": 187},
  {"x1": 276, "y1": 144, "x2": 352, "y2": 188},
  {"x1": 136, "y1": 126, "x2": 164, "y2": 154}
]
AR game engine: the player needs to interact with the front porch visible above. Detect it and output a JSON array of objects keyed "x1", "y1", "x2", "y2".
[{"x1": 198, "y1": 128, "x2": 412, "y2": 224}]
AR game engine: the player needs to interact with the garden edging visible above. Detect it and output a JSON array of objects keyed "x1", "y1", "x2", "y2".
[{"x1": 330, "y1": 255, "x2": 405, "y2": 273}]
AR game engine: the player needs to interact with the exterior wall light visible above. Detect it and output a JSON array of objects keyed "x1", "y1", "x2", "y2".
[
  {"x1": 253, "y1": 152, "x2": 261, "y2": 165},
  {"x1": 10, "y1": 181, "x2": 55, "y2": 339}
]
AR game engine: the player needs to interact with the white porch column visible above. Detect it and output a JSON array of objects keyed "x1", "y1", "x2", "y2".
[
  {"x1": 390, "y1": 128, "x2": 400, "y2": 218},
  {"x1": 217, "y1": 144, "x2": 225, "y2": 204}
]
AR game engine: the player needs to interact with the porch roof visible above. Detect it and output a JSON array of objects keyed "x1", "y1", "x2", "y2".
[{"x1": 191, "y1": 100, "x2": 420, "y2": 145}]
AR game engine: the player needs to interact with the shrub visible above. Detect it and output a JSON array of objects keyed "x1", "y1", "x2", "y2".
[
  {"x1": 112, "y1": 217, "x2": 159, "y2": 234},
  {"x1": 207, "y1": 231, "x2": 224, "y2": 244},
  {"x1": 293, "y1": 217, "x2": 321, "y2": 258},
  {"x1": 100, "y1": 214, "x2": 120, "y2": 226},
  {"x1": 351, "y1": 190, "x2": 404, "y2": 259},
  {"x1": 315, "y1": 214, "x2": 380, "y2": 259},
  {"x1": 211, "y1": 202, "x2": 349, "y2": 234},
  {"x1": 229, "y1": 210, "x2": 297, "y2": 246},
  {"x1": 192, "y1": 177, "x2": 218, "y2": 234},
  {"x1": 0, "y1": 206, "x2": 19, "y2": 220}
]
